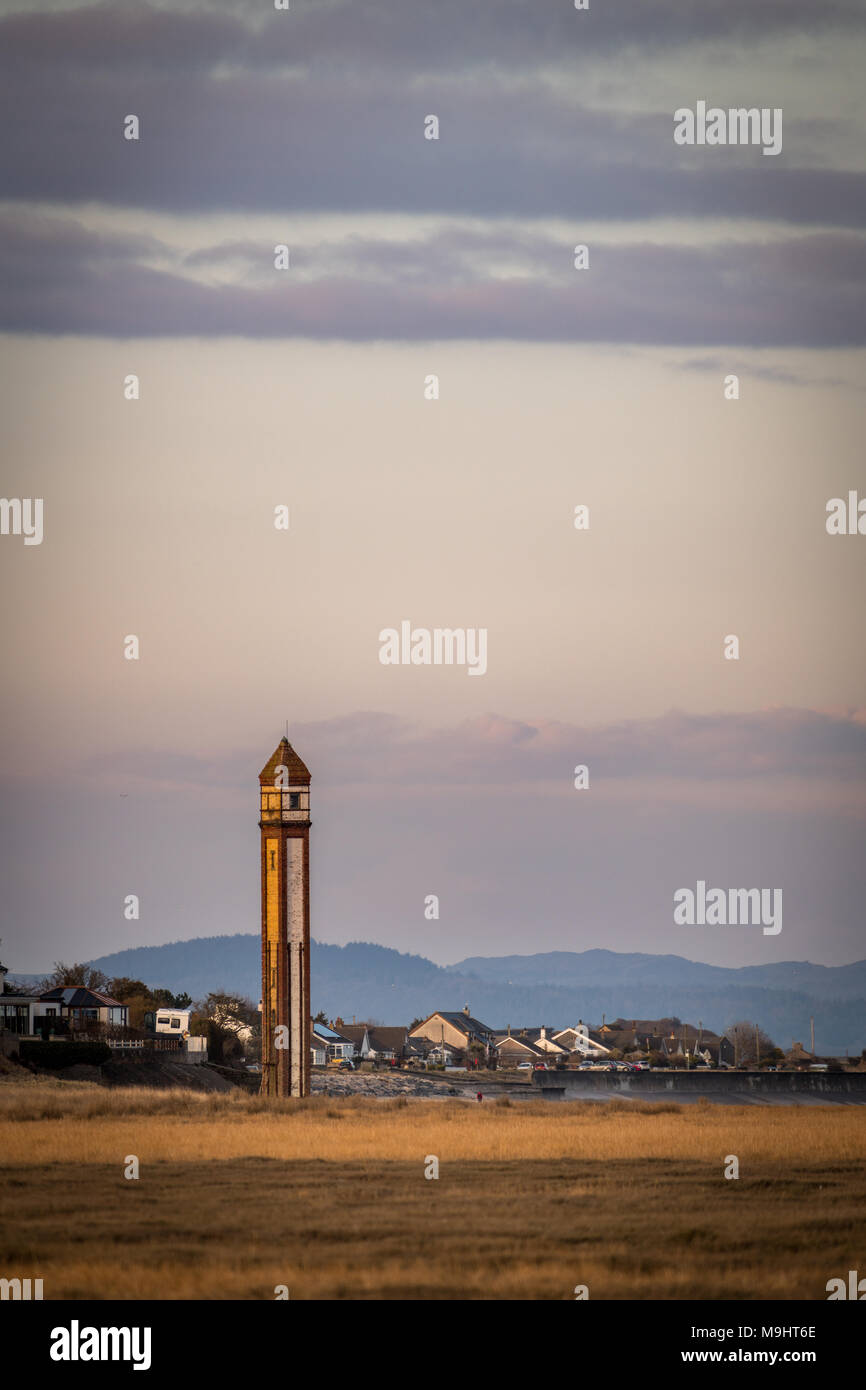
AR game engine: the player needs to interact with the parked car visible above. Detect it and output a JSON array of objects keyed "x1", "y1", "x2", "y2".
[{"x1": 516, "y1": 1061, "x2": 533, "y2": 1070}]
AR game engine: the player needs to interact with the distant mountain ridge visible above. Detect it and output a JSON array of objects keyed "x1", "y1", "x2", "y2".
[
  {"x1": 449, "y1": 949, "x2": 866, "y2": 1001},
  {"x1": 11, "y1": 936, "x2": 863, "y2": 1056}
]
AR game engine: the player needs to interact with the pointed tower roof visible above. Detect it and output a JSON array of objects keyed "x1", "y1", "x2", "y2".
[{"x1": 259, "y1": 736, "x2": 311, "y2": 786}]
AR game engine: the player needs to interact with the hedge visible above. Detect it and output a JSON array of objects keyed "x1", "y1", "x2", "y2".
[{"x1": 20, "y1": 1040, "x2": 111, "y2": 1070}]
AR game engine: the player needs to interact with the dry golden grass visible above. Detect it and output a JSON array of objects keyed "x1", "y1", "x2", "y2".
[
  {"x1": 1, "y1": 1082, "x2": 864, "y2": 1164},
  {"x1": 2, "y1": 1081, "x2": 864, "y2": 1299},
  {"x1": 3, "y1": 1156, "x2": 865, "y2": 1300}
]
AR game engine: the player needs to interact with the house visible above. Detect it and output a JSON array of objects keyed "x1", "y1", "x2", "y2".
[
  {"x1": 551, "y1": 1022, "x2": 611, "y2": 1058},
  {"x1": 495, "y1": 1033, "x2": 555, "y2": 1067},
  {"x1": 494, "y1": 1027, "x2": 569, "y2": 1067},
  {"x1": 35, "y1": 987, "x2": 129, "y2": 1031},
  {"x1": 313, "y1": 1023, "x2": 355, "y2": 1061},
  {"x1": 604, "y1": 1019, "x2": 735, "y2": 1065},
  {"x1": 311, "y1": 1029, "x2": 329, "y2": 1067},
  {"x1": 0, "y1": 991, "x2": 41, "y2": 1036},
  {"x1": 338, "y1": 1023, "x2": 411, "y2": 1062},
  {"x1": 409, "y1": 1008, "x2": 495, "y2": 1058}
]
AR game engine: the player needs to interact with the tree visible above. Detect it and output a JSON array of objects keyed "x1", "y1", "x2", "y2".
[
  {"x1": 726, "y1": 1021, "x2": 776, "y2": 1066},
  {"x1": 313, "y1": 1010, "x2": 329, "y2": 1025},
  {"x1": 467, "y1": 1041, "x2": 486, "y2": 1070},
  {"x1": 108, "y1": 976, "x2": 151, "y2": 1000},
  {"x1": 42, "y1": 962, "x2": 109, "y2": 993},
  {"x1": 151, "y1": 988, "x2": 192, "y2": 1009},
  {"x1": 106, "y1": 977, "x2": 157, "y2": 1030},
  {"x1": 194, "y1": 991, "x2": 259, "y2": 1063}
]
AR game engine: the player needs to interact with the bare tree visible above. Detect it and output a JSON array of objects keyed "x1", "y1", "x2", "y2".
[
  {"x1": 41, "y1": 961, "x2": 109, "y2": 993},
  {"x1": 726, "y1": 1020, "x2": 776, "y2": 1065}
]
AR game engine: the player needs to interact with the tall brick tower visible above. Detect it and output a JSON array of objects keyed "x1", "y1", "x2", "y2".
[{"x1": 259, "y1": 736, "x2": 311, "y2": 1097}]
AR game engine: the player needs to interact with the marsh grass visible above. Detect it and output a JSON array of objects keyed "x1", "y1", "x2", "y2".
[
  {"x1": 2, "y1": 1080, "x2": 864, "y2": 1299},
  {"x1": 3, "y1": 1154, "x2": 864, "y2": 1300}
]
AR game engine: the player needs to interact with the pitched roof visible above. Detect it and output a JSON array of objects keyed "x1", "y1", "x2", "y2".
[
  {"x1": 494, "y1": 1035, "x2": 547, "y2": 1057},
  {"x1": 335, "y1": 1024, "x2": 368, "y2": 1045},
  {"x1": 259, "y1": 737, "x2": 311, "y2": 786},
  {"x1": 313, "y1": 1023, "x2": 353, "y2": 1044},
  {"x1": 366, "y1": 1026, "x2": 408, "y2": 1051},
  {"x1": 39, "y1": 986, "x2": 125, "y2": 1008},
  {"x1": 607, "y1": 1019, "x2": 723, "y2": 1045},
  {"x1": 425, "y1": 1011, "x2": 494, "y2": 1042}
]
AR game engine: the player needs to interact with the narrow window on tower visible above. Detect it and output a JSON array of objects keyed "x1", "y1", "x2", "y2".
[
  {"x1": 270, "y1": 850, "x2": 276, "y2": 869},
  {"x1": 289, "y1": 792, "x2": 300, "y2": 809}
]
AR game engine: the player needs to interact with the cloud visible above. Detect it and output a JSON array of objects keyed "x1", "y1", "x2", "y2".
[
  {"x1": 2, "y1": 208, "x2": 864, "y2": 344},
  {"x1": 674, "y1": 354, "x2": 850, "y2": 387},
  {"x1": 1, "y1": 4, "x2": 865, "y2": 221},
  {"x1": 3, "y1": 1, "x2": 864, "y2": 75},
  {"x1": 75, "y1": 706, "x2": 866, "y2": 792},
  {"x1": 295, "y1": 706, "x2": 866, "y2": 787}
]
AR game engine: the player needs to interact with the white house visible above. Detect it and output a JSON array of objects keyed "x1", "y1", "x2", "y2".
[
  {"x1": 553, "y1": 1023, "x2": 610, "y2": 1058},
  {"x1": 313, "y1": 1023, "x2": 355, "y2": 1060},
  {"x1": 0, "y1": 992, "x2": 40, "y2": 1036},
  {"x1": 311, "y1": 1029, "x2": 329, "y2": 1067}
]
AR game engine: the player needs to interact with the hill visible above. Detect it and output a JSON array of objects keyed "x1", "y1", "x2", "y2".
[{"x1": 12, "y1": 936, "x2": 861, "y2": 1055}]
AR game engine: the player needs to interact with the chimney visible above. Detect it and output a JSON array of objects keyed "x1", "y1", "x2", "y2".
[
  {"x1": 507, "y1": 1024, "x2": 511, "y2": 1037},
  {"x1": 464, "y1": 1003, "x2": 470, "y2": 1015},
  {"x1": 540, "y1": 1026, "x2": 546, "y2": 1040}
]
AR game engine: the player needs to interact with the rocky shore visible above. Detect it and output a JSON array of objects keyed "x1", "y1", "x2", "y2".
[{"x1": 311, "y1": 1070, "x2": 470, "y2": 1099}]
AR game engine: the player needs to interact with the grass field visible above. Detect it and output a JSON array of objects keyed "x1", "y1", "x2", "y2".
[{"x1": 2, "y1": 1080, "x2": 864, "y2": 1299}]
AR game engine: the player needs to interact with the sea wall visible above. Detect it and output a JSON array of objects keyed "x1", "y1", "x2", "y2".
[{"x1": 531, "y1": 1069, "x2": 866, "y2": 1104}]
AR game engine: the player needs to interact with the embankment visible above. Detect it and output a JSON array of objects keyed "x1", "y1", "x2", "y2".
[{"x1": 532, "y1": 1069, "x2": 866, "y2": 1105}]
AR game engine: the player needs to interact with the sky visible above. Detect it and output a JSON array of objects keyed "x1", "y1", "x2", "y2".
[{"x1": 1, "y1": 0, "x2": 864, "y2": 976}]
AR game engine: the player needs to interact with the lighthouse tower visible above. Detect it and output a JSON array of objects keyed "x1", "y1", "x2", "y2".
[{"x1": 258, "y1": 736, "x2": 311, "y2": 1097}]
